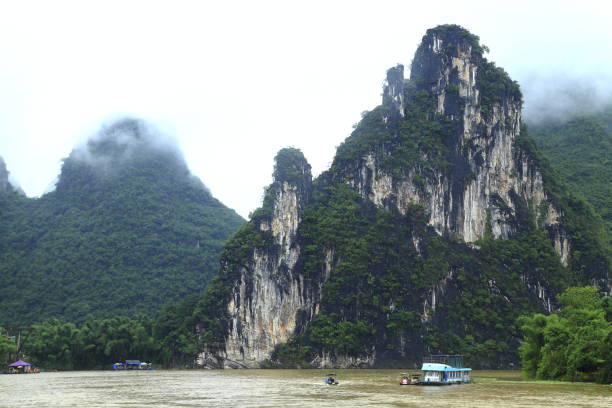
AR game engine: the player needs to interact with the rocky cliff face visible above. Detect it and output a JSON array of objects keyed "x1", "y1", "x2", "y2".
[
  {"x1": 198, "y1": 148, "x2": 318, "y2": 368},
  {"x1": 346, "y1": 29, "x2": 570, "y2": 264},
  {"x1": 196, "y1": 25, "x2": 609, "y2": 370}
]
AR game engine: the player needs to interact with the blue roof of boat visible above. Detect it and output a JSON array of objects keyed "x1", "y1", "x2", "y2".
[{"x1": 421, "y1": 363, "x2": 472, "y2": 371}]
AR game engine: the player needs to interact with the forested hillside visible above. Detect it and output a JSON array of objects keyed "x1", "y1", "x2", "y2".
[
  {"x1": 528, "y1": 107, "x2": 612, "y2": 236},
  {"x1": 0, "y1": 119, "x2": 244, "y2": 326}
]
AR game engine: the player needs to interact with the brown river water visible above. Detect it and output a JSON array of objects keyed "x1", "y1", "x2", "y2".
[{"x1": 1, "y1": 369, "x2": 610, "y2": 407}]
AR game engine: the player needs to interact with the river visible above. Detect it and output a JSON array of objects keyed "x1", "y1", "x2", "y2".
[{"x1": 1, "y1": 369, "x2": 609, "y2": 407}]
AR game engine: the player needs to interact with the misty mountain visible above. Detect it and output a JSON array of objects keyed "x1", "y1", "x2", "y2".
[
  {"x1": 527, "y1": 107, "x2": 612, "y2": 236},
  {"x1": 191, "y1": 25, "x2": 610, "y2": 369},
  {"x1": 0, "y1": 119, "x2": 244, "y2": 326},
  {"x1": 0, "y1": 157, "x2": 9, "y2": 191}
]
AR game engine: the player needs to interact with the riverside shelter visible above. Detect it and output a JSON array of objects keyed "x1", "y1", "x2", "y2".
[{"x1": 8, "y1": 360, "x2": 31, "y2": 374}]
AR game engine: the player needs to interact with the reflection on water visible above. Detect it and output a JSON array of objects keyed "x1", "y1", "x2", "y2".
[{"x1": 0, "y1": 369, "x2": 609, "y2": 407}]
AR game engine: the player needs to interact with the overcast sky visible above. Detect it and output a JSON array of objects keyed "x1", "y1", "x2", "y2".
[{"x1": 1, "y1": 0, "x2": 611, "y2": 218}]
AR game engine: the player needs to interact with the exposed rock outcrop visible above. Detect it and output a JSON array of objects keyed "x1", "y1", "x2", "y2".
[
  {"x1": 347, "y1": 28, "x2": 570, "y2": 264},
  {"x1": 198, "y1": 148, "x2": 318, "y2": 368},
  {"x1": 197, "y1": 25, "x2": 609, "y2": 370}
]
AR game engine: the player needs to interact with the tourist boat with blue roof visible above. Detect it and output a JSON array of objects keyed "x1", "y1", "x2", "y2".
[{"x1": 420, "y1": 355, "x2": 471, "y2": 385}]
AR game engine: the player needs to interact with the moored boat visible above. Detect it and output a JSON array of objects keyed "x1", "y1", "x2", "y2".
[
  {"x1": 420, "y1": 355, "x2": 471, "y2": 385},
  {"x1": 399, "y1": 373, "x2": 421, "y2": 385}
]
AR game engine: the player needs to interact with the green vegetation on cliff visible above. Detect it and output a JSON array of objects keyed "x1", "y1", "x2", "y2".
[
  {"x1": 267, "y1": 182, "x2": 575, "y2": 368},
  {"x1": 180, "y1": 25, "x2": 611, "y2": 371},
  {"x1": 263, "y1": 25, "x2": 609, "y2": 368},
  {"x1": 0, "y1": 328, "x2": 16, "y2": 365}
]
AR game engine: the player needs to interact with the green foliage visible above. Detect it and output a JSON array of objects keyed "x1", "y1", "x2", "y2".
[
  {"x1": 516, "y1": 125, "x2": 611, "y2": 283},
  {"x1": 420, "y1": 24, "x2": 487, "y2": 59},
  {"x1": 152, "y1": 294, "x2": 203, "y2": 367},
  {"x1": 308, "y1": 314, "x2": 375, "y2": 355},
  {"x1": 529, "y1": 108, "x2": 612, "y2": 236},
  {"x1": 269, "y1": 182, "x2": 573, "y2": 367},
  {"x1": 332, "y1": 90, "x2": 454, "y2": 180},
  {"x1": 266, "y1": 337, "x2": 312, "y2": 368},
  {"x1": 23, "y1": 315, "x2": 163, "y2": 370},
  {"x1": 0, "y1": 122, "x2": 244, "y2": 326},
  {"x1": 477, "y1": 61, "x2": 522, "y2": 120},
  {"x1": 421, "y1": 227, "x2": 574, "y2": 368},
  {"x1": 191, "y1": 221, "x2": 271, "y2": 351},
  {"x1": 273, "y1": 147, "x2": 310, "y2": 187},
  {"x1": 21, "y1": 294, "x2": 216, "y2": 370},
  {"x1": 191, "y1": 277, "x2": 232, "y2": 346},
  {"x1": 518, "y1": 286, "x2": 612, "y2": 383},
  {"x1": 332, "y1": 106, "x2": 394, "y2": 171},
  {"x1": 0, "y1": 328, "x2": 17, "y2": 365},
  {"x1": 219, "y1": 222, "x2": 268, "y2": 269}
]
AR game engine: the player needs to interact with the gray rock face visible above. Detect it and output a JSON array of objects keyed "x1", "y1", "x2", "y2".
[
  {"x1": 353, "y1": 31, "x2": 570, "y2": 265},
  {"x1": 383, "y1": 65, "x2": 406, "y2": 123},
  {"x1": 310, "y1": 350, "x2": 376, "y2": 369},
  {"x1": 197, "y1": 149, "x2": 318, "y2": 368},
  {"x1": 197, "y1": 27, "x2": 588, "y2": 370}
]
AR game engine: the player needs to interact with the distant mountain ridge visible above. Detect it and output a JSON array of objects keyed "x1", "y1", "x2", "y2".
[{"x1": 0, "y1": 118, "x2": 244, "y2": 326}]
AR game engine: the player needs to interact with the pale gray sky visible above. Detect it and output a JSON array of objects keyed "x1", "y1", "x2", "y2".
[{"x1": 1, "y1": 0, "x2": 611, "y2": 217}]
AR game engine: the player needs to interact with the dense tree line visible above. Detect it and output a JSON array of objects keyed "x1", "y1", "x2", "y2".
[
  {"x1": 12, "y1": 294, "x2": 206, "y2": 370},
  {"x1": 519, "y1": 286, "x2": 611, "y2": 384},
  {"x1": 0, "y1": 328, "x2": 17, "y2": 366}
]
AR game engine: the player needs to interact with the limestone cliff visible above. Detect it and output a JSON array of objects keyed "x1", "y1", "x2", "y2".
[
  {"x1": 342, "y1": 28, "x2": 569, "y2": 265},
  {"x1": 196, "y1": 25, "x2": 610, "y2": 370},
  {"x1": 197, "y1": 148, "x2": 317, "y2": 368}
]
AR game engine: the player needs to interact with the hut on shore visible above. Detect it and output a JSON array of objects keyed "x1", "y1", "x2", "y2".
[{"x1": 8, "y1": 360, "x2": 32, "y2": 374}]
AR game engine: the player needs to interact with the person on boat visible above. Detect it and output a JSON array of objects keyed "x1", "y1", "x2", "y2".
[{"x1": 325, "y1": 374, "x2": 338, "y2": 385}]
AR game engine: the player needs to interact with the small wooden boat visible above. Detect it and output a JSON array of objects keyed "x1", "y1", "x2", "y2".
[
  {"x1": 325, "y1": 373, "x2": 339, "y2": 385},
  {"x1": 400, "y1": 373, "x2": 421, "y2": 385}
]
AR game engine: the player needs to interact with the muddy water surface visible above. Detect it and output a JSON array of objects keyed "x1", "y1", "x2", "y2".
[{"x1": 1, "y1": 369, "x2": 610, "y2": 407}]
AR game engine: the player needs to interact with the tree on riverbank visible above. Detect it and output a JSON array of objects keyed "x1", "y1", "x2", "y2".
[
  {"x1": 518, "y1": 286, "x2": 612, "y2": 383},
  {"x1": 21, "y1": 309, "x2": 200, "y2": 370},
  {"x1": 24, "y1": 317, "x2": 160, "y2": 370},
  {"x1": 0, "y1": 328, "x2": 17, "y2": 365}
]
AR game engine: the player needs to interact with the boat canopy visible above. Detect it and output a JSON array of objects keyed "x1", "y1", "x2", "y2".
[
  {"x1": 421, "y1": 362, "x2": 471, "y2": 372},
  {"x1": 9, "y1": 360, "x2": 31, "y2": 367}
]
